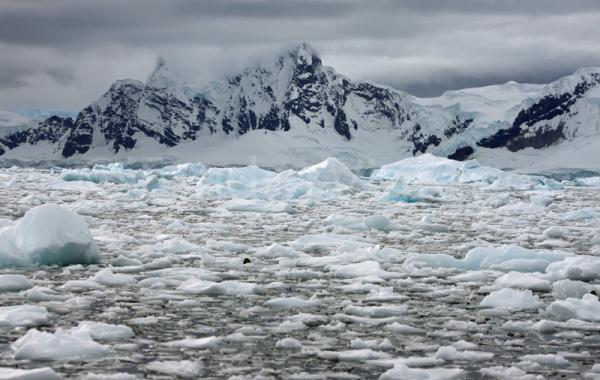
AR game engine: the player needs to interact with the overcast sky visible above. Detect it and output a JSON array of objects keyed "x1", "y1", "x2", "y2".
[{"x1": 1, "y1": 0, "x2": 600, "y2": 111}]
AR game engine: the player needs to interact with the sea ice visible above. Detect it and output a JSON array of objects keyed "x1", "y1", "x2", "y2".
[
  {"x1": 222, "y1": 198, "x2": 295, "y2": 213},
  {"x1": 145, "y1": 360, "x2": 203, "y2": 378},
  {"x1": 0, "y1": 367, "x2": 62, "y2": 380},
  {"x1": 379, "y1": 363, "x2": 464, "y2": 380},
  {"x1": 70, "y1": 321, "x2": 134, "y2": 341},
  {"x1": 0, "y1": 305, "x2": 49, "y2": 328},
  {"x1": 405, "y1": 245, "x2": 566, "y2": 272},
  {"x1": 298, "y1": 157, "x2": 365, "y2": 189},
  {"x1": 480, "y1": 288, "x2": 544, "y2": 310},
  {"x1": 548, "y1": 294, "x2": 600, "y2": 322},
  {"x1": 0, "y1": 204, "x2": 101, "y2": 267},
  {"x1": 12, "y1": 328, "x2": 110, "y2": 361},
  {"x1": 0, "y1": 274, "x2": 33, "y2": 292},
  {"x1": 371, "y1": 154, "x2": 561, "y2": 191}
]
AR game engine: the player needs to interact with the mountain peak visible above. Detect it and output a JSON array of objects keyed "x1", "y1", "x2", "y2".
[{"x1": 288, "y1": 43, "x2": 320, "y2": 65}]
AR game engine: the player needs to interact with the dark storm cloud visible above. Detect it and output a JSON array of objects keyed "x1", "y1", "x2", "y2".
[{"x1": 0, "y1": 0, "x2": 600, "y2": 108}]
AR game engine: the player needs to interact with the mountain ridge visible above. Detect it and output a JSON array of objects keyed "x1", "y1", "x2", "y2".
[{"x1": 1, "y1": 43, "x2": 600, "y2": 170}]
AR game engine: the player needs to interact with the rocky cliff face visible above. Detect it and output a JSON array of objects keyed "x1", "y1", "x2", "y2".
[{"x1": 2, "y1": 43, "x2": 600, "y2": 164}]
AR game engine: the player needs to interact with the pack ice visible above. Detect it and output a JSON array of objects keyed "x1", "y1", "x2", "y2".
[{"x1": 0, "y1": 154, "x2": 599, "y2": 379}]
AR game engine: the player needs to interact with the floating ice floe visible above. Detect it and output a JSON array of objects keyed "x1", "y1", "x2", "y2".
[
  {"x1": 62, "y1": 162, "x2": 207, "y2": 184},
  {"x1": 70, "y1": 321, "x2": 134, "y2": 341},
  {"x1": 196, "y1": 158, "x2": 364, "y2": 201},
  {"x1": 0, "y1": 274, "x2": 33, "y2": 292},
  {"x1": 12, "y1": 328, "x2": 111, "y2": 361},
  {"x1": 0, "y1": 204, "x2": 101, "y2": 267},
  {"x1": 404, "y1": 245, "x2": 567, "y2": 272},
  {"x1": 297, "y1": 157, "x2": 365, "y2": 189},
  {"x1": 383, "y1": 177, "x2": 440, "y2": 203},
  {"x1": 163, "y1": 336, "x2": 222, "y2": 349},
  {"x1": 146, "y1": 360, "x2": 203, "y2": 378},
  {"x1": 0, "y1": 305, "x2": 49, "y2": 328},
  {"x1": 371, "y1": 153, "x2": 562, "y2": 191},
  {"x1": 222, "y1": 198, "x2": 295, "y2": 214},
  {"x1": 480, "y1": 288, "x2": 544, "y2": 310},
  {"x1": 548, "y1": 294, "x2": 600, "y2": 322},
  {"x1": 0, "y1": 367, "x2": 62, "y2": 380},
  {"x1": 177, "y1": 279, "x2": 262, "y2": 296},
  {"x1": 379, "y1": 363, "x2": 464, "y2": 380}
]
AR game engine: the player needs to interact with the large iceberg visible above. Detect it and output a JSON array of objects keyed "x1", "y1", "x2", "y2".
[
  {"x1": 62, "y1": 161, "x2": 206, "y2": 184},
  {"x1": 196, "y1": 158, "x2": 364, "y2": 201},
  {"x1": 404, "y1": 245, "x2": 567, "y2": 272},
  {"x1": 371, "y1": 154, "x2": 562, "y2": 191},
  {"x1": 0, "y1": 204, "x2": 101, "y2": 267}
]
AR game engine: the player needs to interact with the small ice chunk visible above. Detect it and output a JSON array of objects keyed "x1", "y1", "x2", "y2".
[
  {"x1": 519, "y1": 354, "x2": 570, "y2": 368},
  {"x1": 494, "y1": 272, "x2": 552, "y2": 292},
  {"x1": 480, "y1": 288, "x2": 544, "y2": 310},
  {"x1": 275, "y1": 337, "x2": 303, "y2": 349},
  {"x1": 92, "y1": 268, "x2": 136, "y2": 286},
  {"x1": 548, "y1": 294, "x2": 600, "y2": 322},
  {"x1": 24, "y1": 286, "x2": 70, "y2": 301},
  {"x1": 298, "y1": 157, "x2": 364, "y2": 189},
  {"x1": 435, "y1": 345, "x2": 494, "y2": 362},
  {"x1": 405, "y1": 244, "x2": 565, "y2": 273},
  {"x1": 0, "y1": 367, "x2": 62, "y2": 380},
  {"x1": 0, "y1": 305, "x2": 49, "y2": 328},
  {"x1": 480, "y1": 366, "x2": 541, "y2": 380},
  {"x1": 163, "y1": 336, "x2": 222, "y2": 349},
  {"x1": 146, "y1": 360, "x2": 203, "y2": 378},
  {"x1": 12, "y1": 328, "x2": 110, "y2": 361},
  {"x1": 546, "y1": 256, "x2": 600, "y2": 281},
  {"x1": 264, "y1": 297, "x2": 320, "y2": 309},
  {"x1": 552, "y1": 279, "x2": 592, "y2": 299},
  {"x1": 531, "y1": 194, "x2": 553, "y2": 207},
  {"x1": 383, "y1": 322, "x2": 425, "y2": 334},
  {"x1": 365, "y1": 215, "x2": 393, "y2": 232},
  {"x1": 70, "y1": 321, "x2": 134, "y2": 341},
  {"x1": 81, "y1": 372, "x2": 139, "y2": 380},
  {"x1": 379, "y1": 363, "x2": 464, "y2": 380},
  {"x1": 177, "y1": 280, "x2": 261, "y2": 296},
  {"x1": 0, "y1": 274, "x2": 33, "y2": 292},
  {"x1": 222, "y1": 198, "x2": 295, "y2": 214},
  {"x1": 154, "y1": 238, "x2": 200, "y2": 254},
  {"x1": 255, "y1": 243, "x2": 300, "y2": 259},
  {"x1": 542, "y1": 226, "x2": 569, "y2": 240}
]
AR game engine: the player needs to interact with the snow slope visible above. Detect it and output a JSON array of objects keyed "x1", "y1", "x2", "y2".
[{"x1": 1, "y1": 43, "x2": 600, "y2": 172}]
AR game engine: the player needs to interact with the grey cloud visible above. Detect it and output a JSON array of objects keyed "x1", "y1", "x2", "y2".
[{"x1": 0, "y1": 0, "x2": 599, "y2": 109}]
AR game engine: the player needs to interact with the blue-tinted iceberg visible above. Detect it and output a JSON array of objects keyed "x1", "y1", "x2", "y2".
[
  {"x1": 0, "y1": 204, "x2": 101, "y2": 267},
  {"x1": 372, "y1": 154, "x2": 562, "y2": 191}
]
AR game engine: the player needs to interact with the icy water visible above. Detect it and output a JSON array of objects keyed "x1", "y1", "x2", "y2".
[{"x1": 1, "y1": 164, "x2": 600, "y2": 379}]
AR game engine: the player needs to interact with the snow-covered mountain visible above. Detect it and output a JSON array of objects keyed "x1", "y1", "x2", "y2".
[{"x1": 1, "y1": 43, "x2": 600, "y2": 170}]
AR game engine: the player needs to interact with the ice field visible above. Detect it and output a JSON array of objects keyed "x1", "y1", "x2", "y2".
[{"x1": 1, "y1": 155, "x2": 600, "y2": 379}]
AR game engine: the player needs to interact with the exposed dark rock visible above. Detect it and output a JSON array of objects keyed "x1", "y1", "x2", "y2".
[{"x1": 447, "y1": 146, "x2": 474, "y2": 161}]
